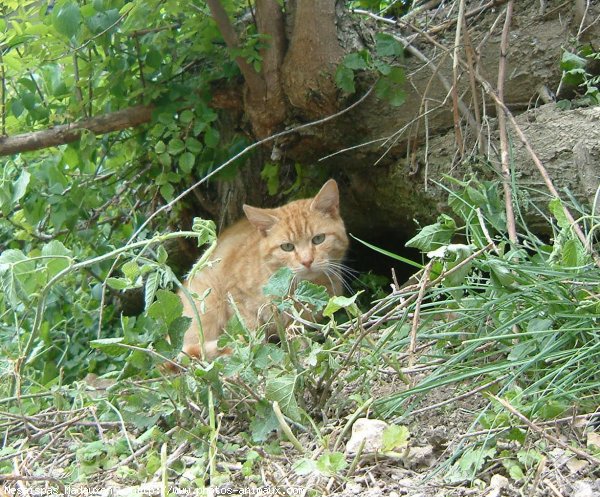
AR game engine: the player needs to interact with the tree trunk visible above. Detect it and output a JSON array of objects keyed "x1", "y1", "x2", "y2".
[{"x1": 2, "y1": 0, "x2": 599, "y2": 246}]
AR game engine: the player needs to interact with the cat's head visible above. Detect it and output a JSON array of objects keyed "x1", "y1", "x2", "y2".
[{"x1": 243, "y1": 179, "x2": 349, "y2": 285}]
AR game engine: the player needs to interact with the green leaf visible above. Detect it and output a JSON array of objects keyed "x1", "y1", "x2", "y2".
[
  {"x1": 382, "y1": 424, "x2": 410, "y2": 452},
  {"x1": 144, "y1": 272, "x2": 159, "y2": 309},
  {"x1": 375, "y1": 72, "x2": 406, "y2": 107},
  {"x1": 154, "y1": 140, "x2": 166, "y2": 154},
  {"x1": 263, "y1": 267, "x2": 294, "y2": 297},
  {"x1": 316, "y1": 452, "x2": 347, "y2": 476},
  {"x1": 179, "y1": 110, "x2": 194, "y2": 124},
  {"x1": 204, "y1": 127, "x2": 220, "y2": 148},
  {"x1": 185, "y1": 137, "x2": 203, "y2": 154},
  {"x1": 53, "y1": 2, "x2": 82, "y2": 39},
  {"x1": 294, "y1": 281, "x2": 329, "y2": 311},
  {"x1": 166, "y1": 316, "x2": 191, "y2": 354},
  {"x1": 147, "y1": 289, "x2": 183, "y2": 325},
  {"x1": 265, "y1": 372, "x2": 301, "y2": 421},
  {"x1": 561, "y1": 238, "x2": 586, "y2": 267},
  {"x1": 160, "y1": 183, "x2": 174, "y2": 201},
  {"x1": 250, "y1": 402, "x2": 280, "y2": 443},
  {"x1": 335, "y1": 65, "x2": 355, "y2": 93},
  {"x1": 261, "y1": 162, "x2": 280, "y2": 195},
  {"x1": 90, "y1": 337, "x2": 126, "y2": 356},
  {"x1": 106, "y1": 277, "x2": 130, "y2": 290},
  {"x1": 179, "y1": 152, "x2": 195, "y2": 173},
  {"x1": 561, "y1": 51, "x2": 587, "y2": 71},
  {"x1": 342, "y1": 52, "x2": 368, "y2": 71},
  {"x1": 12, "y1": 170, "x2": 30, "y2": 204},
  {"x1": 323, "y1": 293, "x2": 360, "y2": 318},
  {"x1": 406, "y1": 215, "x2": 456, "y2": 252},
  {"x1": 121, "y1": 260, "x2": 140, "y2": 281},
  {"x1": 446, "y1": 446, "x2": 496, "y2": 483},
  {"x1": 167, "y1": 138, "x2": 185, "y2": 155},
  {"x1": 548, "y1": 198, "x2": 570, "y2": 230},
  {"x1": 292, "y1": 458, "x2": 317, "y2": 476},
  {"x1": 375, "y1": 33, "x2": 404, "y2": 57},
  {"x1": 41, "y1": 240, "x2": 72, "y2": 277}
]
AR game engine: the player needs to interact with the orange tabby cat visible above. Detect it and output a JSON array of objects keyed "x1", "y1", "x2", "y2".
[{"x1": 179, "y1": 179, "x2": 349, "y2": 360}]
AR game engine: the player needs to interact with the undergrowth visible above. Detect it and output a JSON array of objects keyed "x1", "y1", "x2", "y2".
[{"x1": 1, "y1": 176, "x2": 599, "y2": 491}]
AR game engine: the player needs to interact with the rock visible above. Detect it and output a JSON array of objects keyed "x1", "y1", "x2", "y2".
[
  {"x1": 571, "y1": 481, "x2": 595, "y2": 497},
  {"x1": 401, "y1": 445, "x2": 435, "y2": 469},
  {"x1": 566, "y1": 458, "x2": 589, "y2": 474},
  {"x1": 345, "y1": 418, "x2": 389, "y2": 454},
  {"x1": 344, "y1": 482, "x2": 363, "y2": 494},
  {"x1": 586, "y1": 431, "x2": 600, "y2": 450},
  {"x1": 485, "y1": 474, "x2": 509, "y2": 497}
]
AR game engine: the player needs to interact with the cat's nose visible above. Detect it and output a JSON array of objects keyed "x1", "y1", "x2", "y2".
[{"x1": 301, "y1": 258, "x2": 313, "y2": 268}]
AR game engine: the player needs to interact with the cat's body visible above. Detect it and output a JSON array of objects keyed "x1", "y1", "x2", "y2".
[{"x1": 180, "y1": 179, "x2": 349, "y2": 360}]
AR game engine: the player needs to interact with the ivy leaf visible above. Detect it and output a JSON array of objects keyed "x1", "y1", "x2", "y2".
[
  {"x1": 154, "y1": 141, "x2": 166, "y2": 154},
  {"x1": 204, "y1": 127, "x2": 220, "y2": 148},
  {"x1": 335, "y1": 65, "x2": 355, "y2": 93},
  {"x1": 375, "y1": 33, "x2": 403, "y2": 57},
  {"x1": 52, "y1": 2, "x2": 82, "y2": 40},
  {"x1": 185, "y1": 137, "x2": 203, "y2": 154},
  {"x1": 342, "y1": 52, "x2": 368, "y2": 71},
  {"x1": 265, "y1": 372, "x2": 301, "y2": 421}
]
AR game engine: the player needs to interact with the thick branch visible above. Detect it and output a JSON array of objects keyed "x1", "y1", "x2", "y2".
[
  {"x1": 0, "y1": 105, "x2": 153, "y2": 156},
  {"x1": 282, "y1": 0, "x2": 344, "y2": 117},
  {"x1": 205, "y1": 0, "x2": 265, "y2": 98}
]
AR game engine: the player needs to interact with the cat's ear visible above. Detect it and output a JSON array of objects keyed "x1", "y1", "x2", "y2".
[
  {"x1": 243, "y1": 205, "x2": 279, "y2": 233},
  {"x1": 311, "y1": 179, "x2": 339, "y2": 215}
]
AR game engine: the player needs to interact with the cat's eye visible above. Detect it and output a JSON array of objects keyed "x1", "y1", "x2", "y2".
[
  {"x1": 280, "y1": 242, "x2": 295, "y2": 252},
  {"x1": 312, "y1": 234, "x2": 325, "y2": 245}
]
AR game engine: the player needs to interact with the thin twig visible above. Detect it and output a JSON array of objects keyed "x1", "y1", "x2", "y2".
[
  {"x1": 451, "y1": 0, "x2": 466, "y2": 156},
  {"x1": 410, "y1": 375, "x2": 509, "y2": 416},
  {"x1": 492, "y1": 395, "x2": 600, "y2": 465},
  {"x1": 408, "y1": 260, "x2": 433, "y2": 367},
  {"x1": 496, "y1": 1, "x2": 518, "y2": 244}
]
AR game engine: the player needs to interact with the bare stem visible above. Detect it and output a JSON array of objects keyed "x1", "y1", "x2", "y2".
[{"x1": 496, "y1": 1, "x2": 518, "y2": 244}]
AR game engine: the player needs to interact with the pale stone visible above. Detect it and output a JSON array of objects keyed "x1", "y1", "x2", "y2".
[
  {"x1": 566, "y1": 458, "x2": 589, "y2": 474},
  {"x1": 345, "y1": 418, "x2": 389, "y2": 454},
  {"x1": 586, "y1": 431, "x2": 600, "y2": 450},
  {"x1": 571, "y1": 481, "x2": 594, "y2": 497}
]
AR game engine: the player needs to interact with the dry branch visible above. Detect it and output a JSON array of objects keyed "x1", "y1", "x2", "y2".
[
  {"x1": 0, "y1": 105, "x2": 153, "y2": 156},
  {"x1": 497, "y1": 1, "x2": 518, "y2": 243}
]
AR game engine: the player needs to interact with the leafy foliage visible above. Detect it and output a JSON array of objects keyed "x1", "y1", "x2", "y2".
[
  {"x1": 557, "y1": 45, "x2": 600, "y2": 108},
  {"x1": 335, "y1": 33, "x2": 406, "y2": 106}
]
